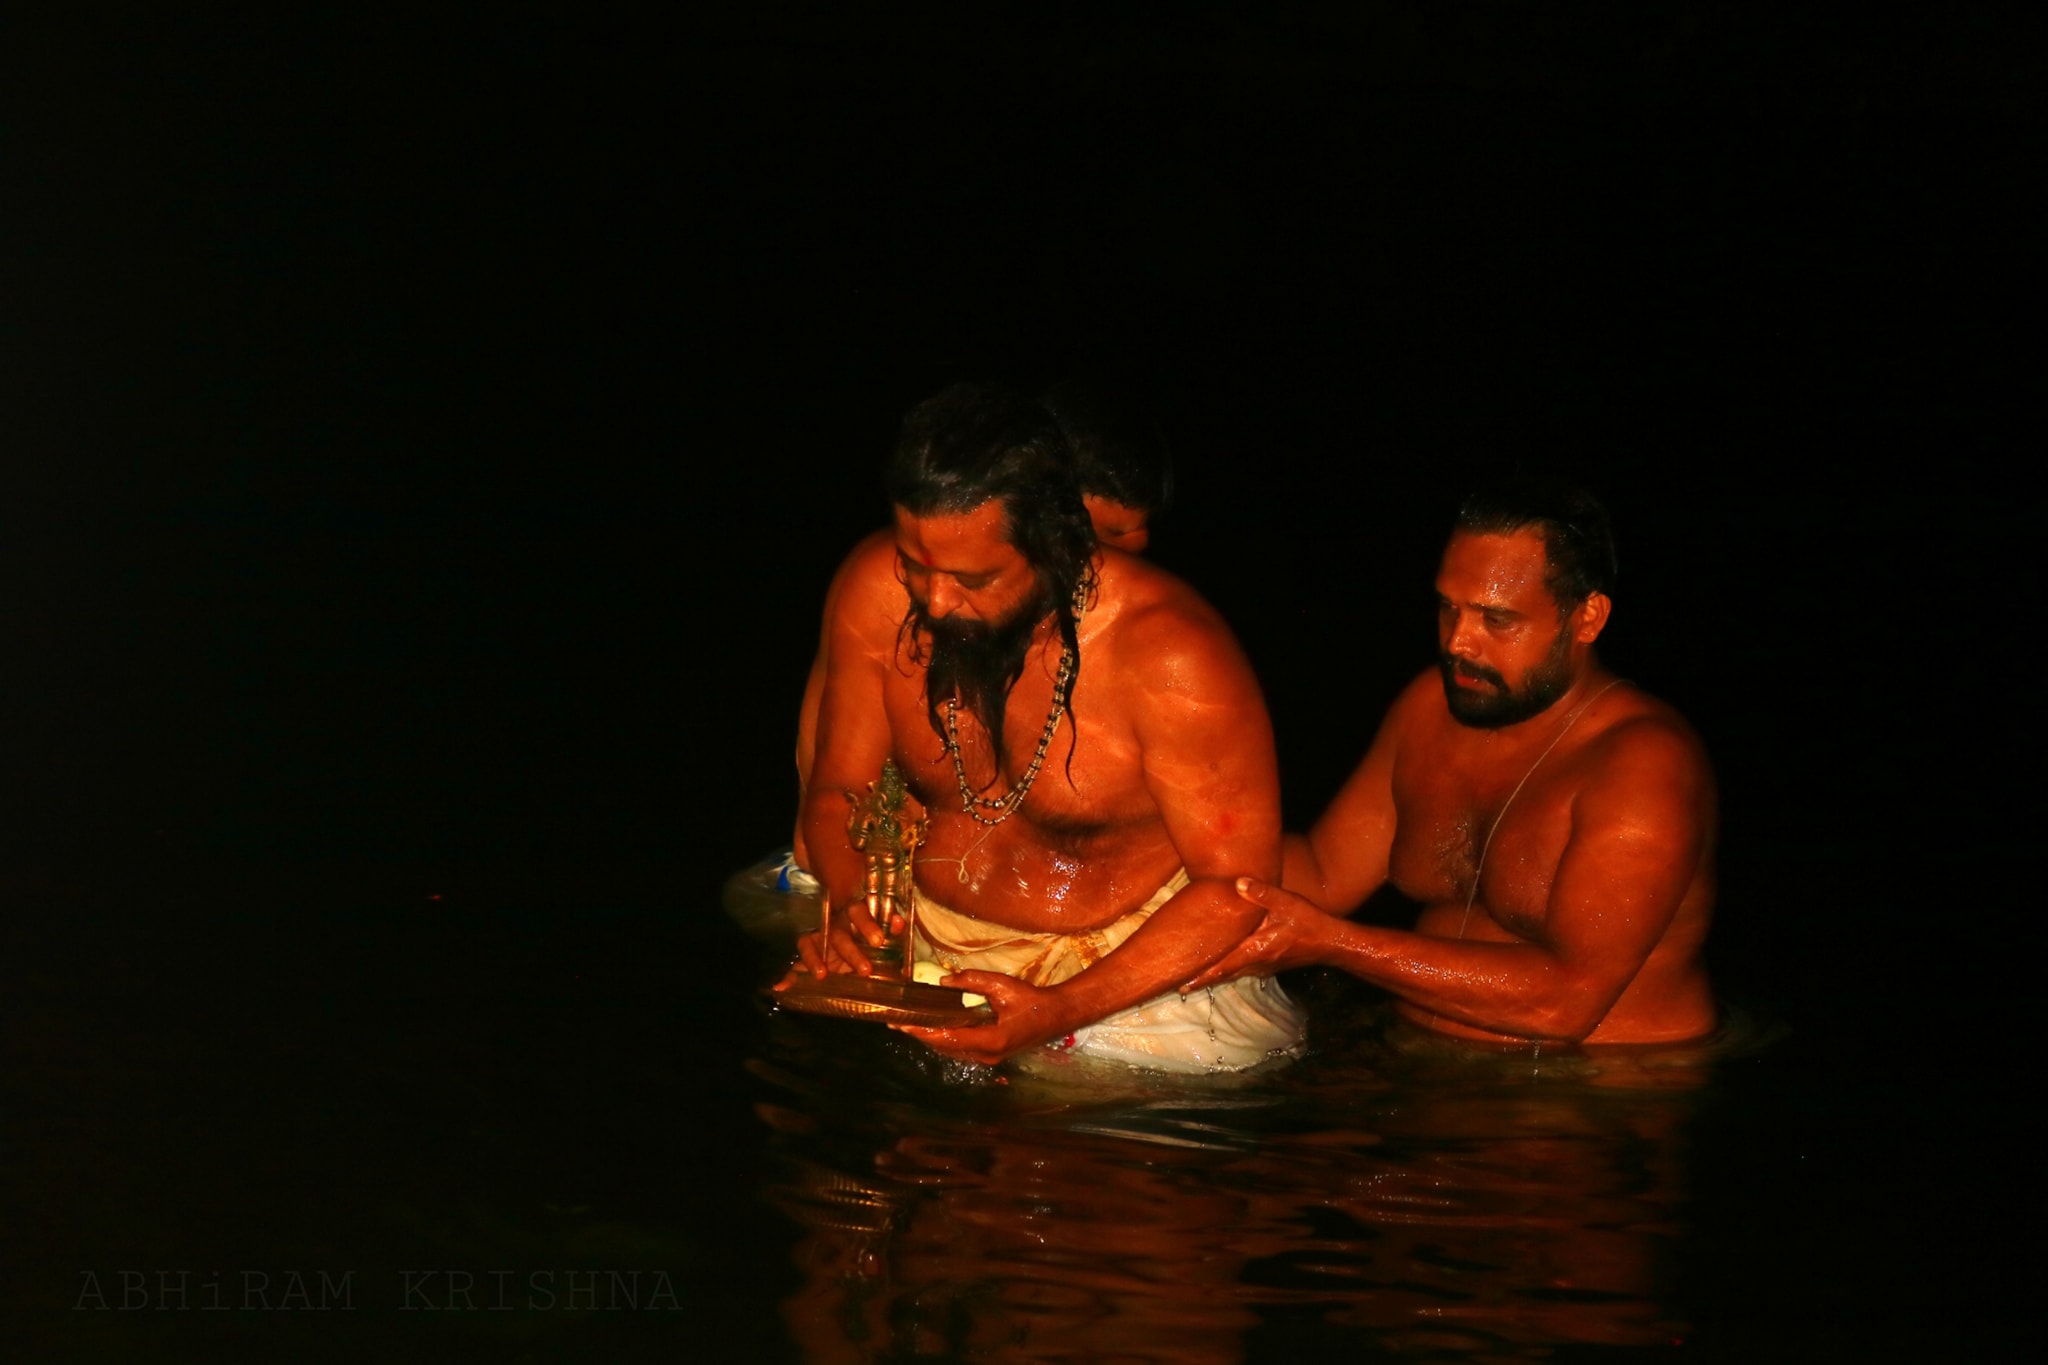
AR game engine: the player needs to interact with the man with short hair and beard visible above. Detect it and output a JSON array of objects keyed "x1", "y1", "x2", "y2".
[
  {"x1": 779, "y1": 383, "x2": 1304, "y2": 1071},
  {"x1": 1187, "y1": 482, "x2": 1718, "y2": 1045}
]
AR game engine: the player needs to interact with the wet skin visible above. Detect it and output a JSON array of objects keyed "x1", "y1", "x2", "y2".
[
  {"x1": 1187, "y1": 529, "x2": 1717, "y2": 1045},
  {"x1": 779, "y1": 500, "x2": 1277, "y2": 1063},
  {"x1": 793, "y1": 500, "x2": 1149, "y2": 868}
]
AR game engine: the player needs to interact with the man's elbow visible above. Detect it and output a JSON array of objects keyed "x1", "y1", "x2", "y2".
[
  {"x1": 1535, "y1": 1011, "x2": 1600, "y2": 1045},
  {"x1": 1530, "y1": 987, "x2": 1623, "y2": 1043}
]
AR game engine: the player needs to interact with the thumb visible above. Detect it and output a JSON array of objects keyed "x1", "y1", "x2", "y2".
[
  {"x1": 1234, "y1": 875, "x2": 1276, "y2": 905},
  {"x1": 943, "y1": 969, "x2": 1010, "y2": 992}
]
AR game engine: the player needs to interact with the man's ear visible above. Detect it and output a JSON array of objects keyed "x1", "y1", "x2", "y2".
[{"x1": 1572, "y1": 591, "x2": 1612, "y2": 644}]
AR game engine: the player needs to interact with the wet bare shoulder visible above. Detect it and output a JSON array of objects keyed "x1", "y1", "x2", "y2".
[
  {"x1": 1099, "y1": 553, "x2": 1247, "y2": 695},
  {"x1": 1390, "y1": 667, "x2": 1447, "y2": 718},
  {"x1": 1583, "y1": 691, "x2": 1712, "y2": 775},
  {"x1": 1570, "y1": 697, "x2": 1717, "y2": 826},
  {"x1": 826, "y1": 528, "x2": 909, "y2": 651},
  {"x1": 831, "y1": 528, "x2": 900, "y2": 600},
  {"x1": 1383, "y1": 667, "x2": 1451, "y2": 745}
]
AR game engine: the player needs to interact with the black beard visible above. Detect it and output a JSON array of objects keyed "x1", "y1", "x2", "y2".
[
  {"x1": 1439, "y1": 631, "x2": 1575, "y2": 730},
  {"x1": 910, "y1": 581, "x2": 1057, "y2": 764}
]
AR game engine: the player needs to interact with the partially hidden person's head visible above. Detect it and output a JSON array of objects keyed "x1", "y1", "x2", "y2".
[
  {"x1": 884, "y1": 382, "x2": 1096, "y2": 754},
  {"x1": 1040, "y1": 379, "x2": 1174, "y2": 553},
  {"x1": 1436, "y1": 478, "x2": 1617, "y2": 729}
]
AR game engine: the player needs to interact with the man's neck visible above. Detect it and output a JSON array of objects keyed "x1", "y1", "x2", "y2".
[{"x1": 1508, "y1": 667, "x2": 1616, "y2": 740}]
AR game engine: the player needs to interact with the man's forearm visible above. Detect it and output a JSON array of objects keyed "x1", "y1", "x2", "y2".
[
  {"x1": 1315, "y1": 915, "x2": 1601, "y2": 1040},
  {"x1": 798, "y1": 789, "x2": 864, "y2": 910},
  {"x1": 1279, "y1": 833, "x2": 1326, "y2": 907},
  {"x1": 1287, "y1": 829, "x2": 1390, "y2": 916},
  {"x1": 1041, "y1": 879, "x2": 1264, "y2": 1031}
]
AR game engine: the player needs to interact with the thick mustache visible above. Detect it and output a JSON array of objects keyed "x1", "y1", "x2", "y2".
[
  {"x1": 1443, "y1": 657, "x2": 1506, "y2": 689},
  {"x1": 927, "y1": 615, "x2": 993, "y2": 644},
  {"x1": 907, "y1": 595, "x2": 984, "y2": 644}
]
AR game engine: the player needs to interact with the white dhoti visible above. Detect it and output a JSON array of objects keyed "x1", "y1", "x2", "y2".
[{"x1": 910, "y1": 869, "x2": 1306, "y2": 1075}]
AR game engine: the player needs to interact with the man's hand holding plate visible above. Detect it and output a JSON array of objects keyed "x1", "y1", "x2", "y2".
[
  {"x1": 775, "y1": 891, "x2": 904, "y2": 988},
  {"x1": 891, "y1": 971, "x2": 1071, "y2": 1064}
]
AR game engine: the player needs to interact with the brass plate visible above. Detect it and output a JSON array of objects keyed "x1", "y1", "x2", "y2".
[{"x1": 770, "y1": 975, "x2": 994, "y2": 1029}]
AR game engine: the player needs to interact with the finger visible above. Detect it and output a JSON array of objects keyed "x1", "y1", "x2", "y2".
[
  {"x1": 941, "y1": 970, "x2": 1010, "y2": 997},
  {"x1": 844, "y1": 899, "x2": 888, "y2": 948},
  {"x1": 941, "y1": 969, "x2": 1007, "y2": 988},
  {"x1": 1183, "y1": 945, "x2": 1252, "y2": 993},
  {"x1": 893, "y1": 1022, "x2": 996, "y2": 1060},
  {"x1": 1234, "y1": 875, "x2": 1277, "y2": 905},
  {"x1": 792, "y1": 933, "x2": 830, "y2": 979},
  {"x1": 818, "y1": 909, "x2": 873, "y2": 975},
  {"x1": 778, "y1": 929, "x2": 843, "y2": 984},
  {"x1": 829, "y1": 923, "x2": 875, "y2": 975},
  {"x1": 894, "y1": 1024, "x2": 967, "y2": 1060}
]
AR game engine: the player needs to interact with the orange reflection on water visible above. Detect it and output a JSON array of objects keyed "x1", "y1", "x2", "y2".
[{"x1": 762, "y1": 1014, "x2": 1714, "y2": 1363}]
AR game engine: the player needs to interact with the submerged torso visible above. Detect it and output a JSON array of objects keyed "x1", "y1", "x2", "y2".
[{"x1": 1385, "y1": 680, "x2": 1718, "y2": 1044}]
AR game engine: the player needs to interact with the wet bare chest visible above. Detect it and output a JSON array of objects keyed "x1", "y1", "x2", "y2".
[
  {"x1": 874, "y1": 668, "x2": 1177, "y2": 927},
  {"x1": 877, "y1": 665, "x2": 1155, "y2": 831},
  {"x1": 1387, "y1": 761, "x2": 1573, "y2": 939}
]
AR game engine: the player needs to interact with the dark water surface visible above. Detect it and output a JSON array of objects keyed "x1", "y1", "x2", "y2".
[
  {"x1": 756, "y1": 984, "x2": 1750, "y2": 1363},
  {"x1": 9, "y1": 866, "x2": 788, "y2": 1361},
  {"x1": 8, "y1": 854, "x2": 2010, "y2": 1362}
]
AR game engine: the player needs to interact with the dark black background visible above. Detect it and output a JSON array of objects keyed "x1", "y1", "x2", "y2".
[{"x1": 4, "y1": 4, "x2": 2034, "y2": 1358}]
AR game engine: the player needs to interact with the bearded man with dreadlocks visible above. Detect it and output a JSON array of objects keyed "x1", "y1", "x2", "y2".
[{"x1": 776, "y1": 383, "x2": 1303, "y2": 1072}]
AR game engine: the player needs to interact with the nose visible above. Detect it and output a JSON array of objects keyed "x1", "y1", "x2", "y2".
[
  {"x1": 1442, "y1": 609, "x2": 1482, "y2": 660},
  {"x1": 925, "y1": 576, "x2": 963, "y2": 619}
]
